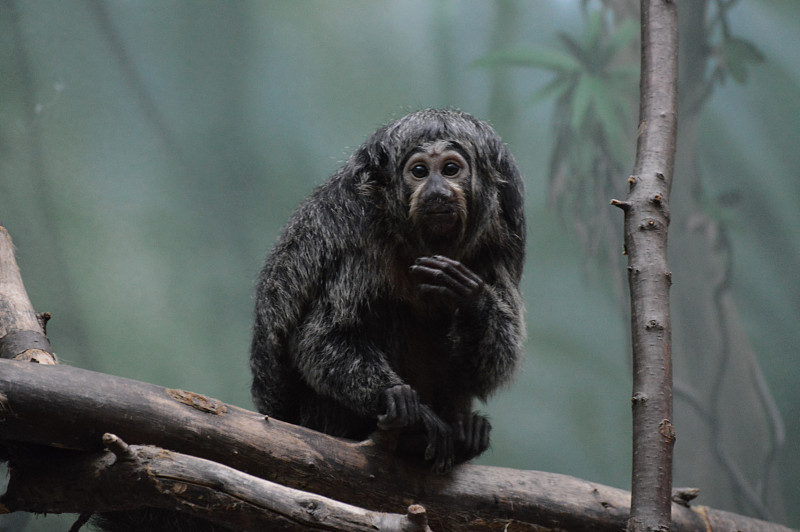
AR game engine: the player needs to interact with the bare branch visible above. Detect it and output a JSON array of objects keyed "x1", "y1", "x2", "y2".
[
  {"x1": 620, "y1": 1, "x2": 680, "y2": 531},
  {"x1": 3, "y1": 434, "x2": 431, "y2": 532}
]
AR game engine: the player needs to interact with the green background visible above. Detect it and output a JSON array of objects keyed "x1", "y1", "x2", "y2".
[{"x1": 1, "y1": 1, "x2": 798, "y2": 530}]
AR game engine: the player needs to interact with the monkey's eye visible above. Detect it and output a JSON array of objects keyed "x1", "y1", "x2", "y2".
[
  {"x1": 442, "y1": 162, "x2": 461, "y2": 177},
  {"x1": 410, "y1": 164, "x2": 429, "y2": 179}
]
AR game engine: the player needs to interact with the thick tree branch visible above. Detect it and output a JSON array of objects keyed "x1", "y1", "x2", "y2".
[
  {"x1": 611, "y1": 1, "x2": 680, "y2": 531},
  {"x1": 0, "y1": 359, "x2": 795, "y2": 532}
]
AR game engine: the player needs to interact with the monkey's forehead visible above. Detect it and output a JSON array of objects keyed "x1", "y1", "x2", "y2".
[
  {"x1": 417, "y1": 139, "x2": 457, "y2": 151},
  {"x1": 400, "y1": 140, "x2": 472, "y2": 166},
  {"x1": 382, "y1": 109, "x2": 488, "y2": 145}
]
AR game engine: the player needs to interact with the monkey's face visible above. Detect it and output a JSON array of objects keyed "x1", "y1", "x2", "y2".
[{"x1": 403, "y1": 140, "x2": 470, "y2": 243}]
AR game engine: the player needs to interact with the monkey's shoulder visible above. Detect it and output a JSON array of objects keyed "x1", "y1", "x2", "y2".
[{"x1": 281, "y1": 178, "x2": 375, "y2": 242}]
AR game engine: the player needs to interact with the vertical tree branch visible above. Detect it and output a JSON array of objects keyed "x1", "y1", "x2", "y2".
[
  {"x1": 0, "y1": 226, "x2": 56, "y2": 364},
  {"x1": 613, "y1": 1, "x2": 679, "y2": 531}
]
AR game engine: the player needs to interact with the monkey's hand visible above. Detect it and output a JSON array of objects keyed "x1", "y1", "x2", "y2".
[
  {"x1": 452, "y1": 412, "x2": 491, "y2": 463},
  {"x1": 419, "y1": 404, "x2": 454, "y2": 474},
  {"x1": 377, "y1": 384, "x2": 420, "y2": 429},
  {"x1": 409, "y1": 255, "x2": 485, "y2": 307}
]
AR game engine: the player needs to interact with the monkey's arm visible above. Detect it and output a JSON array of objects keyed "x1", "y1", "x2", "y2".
[
  {"x1": 409, "y1": 255, "x2": 524, "y2": 397},
  {"x1": 290, "y1": 272, "x2": 454, "y2": 472},
  {"x1": 461, "y1": 280, "x2": 525, "y2": 396},
  {"x1": 292, "y1": 309, "x2": 405, "y2": 416},
  {"x1": 409, "y1": 255, "x2": 523, "y2": 463}
]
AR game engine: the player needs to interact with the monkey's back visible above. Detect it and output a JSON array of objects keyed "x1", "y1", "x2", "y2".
[{"x1": 249, "y1": 172, "x2": 386, "y2": 438}]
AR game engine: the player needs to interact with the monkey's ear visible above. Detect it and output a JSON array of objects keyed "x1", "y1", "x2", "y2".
[
  {"x1": 354, "y1": 127, "x2": 395, "y2": 186},
  {"x1": 478, "y1": 135, "x2": 526, "y2": 255},
  {"x1": 495, "y1": 148, "x2": 525, "y2": 225}
]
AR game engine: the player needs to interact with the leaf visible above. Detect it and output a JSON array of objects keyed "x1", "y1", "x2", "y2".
[
  {"x1": 723, "y1": 37, "x2": 766, "y2": 84},
  {"x1": 570, "y1": 74, "x2": 594, "y2": 132},
  {"x1": 559, "y1": 33, "x2": 592, "y2": 67},
  {"x1": 592, "y1": 81, "x2": 630, "y2": 165},
  {"x1": 473, "y1": 47, "x2": 581, "y2": 72},
  {"x1": 583, "y1": 10, "x2": 604, "y2": 50},
  {"x1": 527, "y1": 76, "x2": 572, "y2": 105}
]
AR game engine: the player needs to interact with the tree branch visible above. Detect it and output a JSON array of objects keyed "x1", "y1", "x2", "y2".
[
  {"x1": 612, "y1": 1, "x2": 680, "y2": 531},
  {"x1": 0, "y1": 358, "x2": 794, "y2": 532},
  {"x1": 3, "y1": 433, "x2": 432, "y2": 532},
  {"x1": 0, "y1": 227, "x2": 57, "y2": 365}
]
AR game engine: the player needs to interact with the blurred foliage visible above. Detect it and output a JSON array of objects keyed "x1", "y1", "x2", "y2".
[
  {"x1": 708, "y1": 0, "x2": 766, "y2": 86},
  {"x1": 477, "y1": 12, "x2": 638, "y2": 161},
  {"x1": 477, "y1": 10, "x2": 639, "y2": 295},
  {"x1": 0, "y1": 1, "x2": 798, "y2": 530}
]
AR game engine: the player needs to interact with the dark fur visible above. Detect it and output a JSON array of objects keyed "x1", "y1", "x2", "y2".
[{"x1": 251, "y1": 108, "x2": 526, "y2": 465}]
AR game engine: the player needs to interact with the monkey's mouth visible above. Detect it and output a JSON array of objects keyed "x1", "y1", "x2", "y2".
[{"x1": 422, "y1": 206, "x2": 459, "y2": 233}]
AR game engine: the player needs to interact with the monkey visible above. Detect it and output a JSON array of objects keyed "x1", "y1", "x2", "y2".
[
  {"x1": 94, "y1": 109, "x2": 525, "y2": 532},
  {"x1": 250, "y1": 108, "x2": 526, "y2": 472}
]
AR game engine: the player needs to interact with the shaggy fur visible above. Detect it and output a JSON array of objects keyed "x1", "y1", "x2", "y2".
[{"x1": 250, "y1": 108, "x2": 526, "y2": 458}]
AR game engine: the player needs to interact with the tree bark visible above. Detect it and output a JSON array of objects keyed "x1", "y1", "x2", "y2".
[{"x1": 611, "y1": 1, "x2": 679, "y2": 531}]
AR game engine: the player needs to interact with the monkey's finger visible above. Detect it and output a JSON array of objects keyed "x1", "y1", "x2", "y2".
[
  {"x1": 394, "y1": 391, "x2": 409, "y2": 424},
  {"x1": 420, "y1": 406, "x2": 454, "y2": 473},
  {"x1": 418, "y1": 255, "x2": 483, "y2": 289},
  {"x1": 417, "y1": 283, "x2": 458, "y2": 300},
  {"x1": 406, "y1": 388, "x2": 420, "y2": 424},
  {"x1": 377, "y1": 388, "x2": 400, "y2": 428},
  {"x1": 453, "y1": 416, "x2": 467, "y2": 442},
  {"x1": 397, "y1": 384, "x2": 418, "y2": 424},
  {"x1": 442, "y1": 434, "x2": 455, "y2": 473},
  {"x1": 385, "y1": 389, "x2": 398, "y2": 416},
  {"x1": 426, "y1": 429, "x2": 451, "y2": 464},
  {"x1": 413, "y1": 256, "x2": 464, "y2": 283},
  {"x1": 428, "y1": 432, "x2": 453, "y2": 474},
  {"x1": 377, "y1": 406, "x2": 395, "y2": 428},
  {"x1": 412, "y1": 260, "x2": 483, "y2": 299},
  {"x1": 411, "y1": 264, "x2": 466, "y2": 295},
  {"x1": 380, "y1": 384, "x2": 419, "y2": 428},
  {"x1": 430, "y1": 255, "x2": 484, "y2": 286}
]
